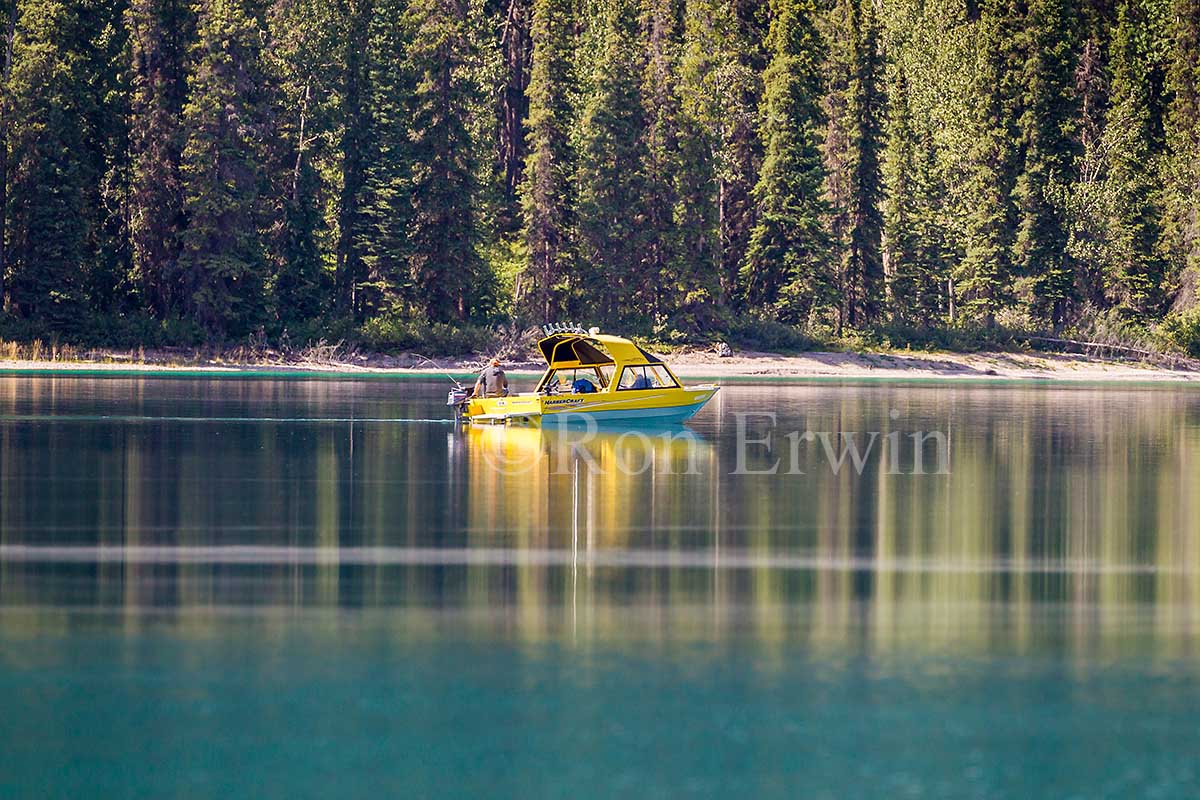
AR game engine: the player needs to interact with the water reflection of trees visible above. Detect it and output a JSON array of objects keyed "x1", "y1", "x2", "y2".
[{"x1": 0, "y1": 379, "x2": 1199, "y2": 657}]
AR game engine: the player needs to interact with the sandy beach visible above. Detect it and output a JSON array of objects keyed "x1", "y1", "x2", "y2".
[{"x1": 1, "y1": 347, "x2": 1198, "y2": 382}]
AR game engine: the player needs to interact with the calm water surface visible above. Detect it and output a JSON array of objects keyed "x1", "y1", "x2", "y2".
[{"x1": 1, "y1": 375, "x2": 1199, "y2": 798}]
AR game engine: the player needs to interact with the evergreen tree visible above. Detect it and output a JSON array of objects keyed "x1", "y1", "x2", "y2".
[
  {"x1": 1162, "y1": 0, "x2": 1200, "y2": 307},
  {"x1": 883, "y1": 63, "x2": 943, "y2": 324},
  {"x1": 1014, "y1": 0, "x2": 1079, "y2": 325},
  {"x1": 361, "y1": 0, "x2": 415, "y2": 311},
  {"x1": 1103, "y1": 0, "x2": 1168, "y2": 316},
  {"x1": 823, "y1": 0, "x2": 884, "y2": 329},
  {"x1": 667, "y1": 103, "x2": 721, "y2": 329},
  {"x1": 518, "y1": 0, "x2": 574, "y2": 320},
  {"x1": 641, "y1": 0, "x2": 682, "y2": 325},
  {"x1": 266, "y1": 0, "x2": 339, "y2": 326},
  {"x1": 1063, "y1": 30, "x2": 1113, "y2": 309},
  {"x1": 127, "y1": 0, "x2": 191, "y2": 316},
  {"x1": 641, "y1": 0, "x2": 722, "y2": 331},
  {"x1": 849, "y1": 0, "x2": 884, "y2": 325},
  {"x1": 404, "y1": 0, "x2": 488, "y2": 322},
  {"x1": 0, "y1": 0, "x2": 16, "y2": 307},
  {"x1": 335, "y1": 0, "x2": 374, "y2": 316},
  {"x1": 635, "y1": 0, "x2": 721, "y2": 333},
  {"x1": 956, "y1": 5, "x2": 1021, "y2": 326},
  {"x1": 177, "y1": 0, "x2": 272, "y2": 336},
  {"x1": 574, "y1": 0, "x2": 650, "y2": 326},
  {"x1": 740, "y1": 0, "x2": 831, "y2": 324},
  {"x1": 5, "y1": 0, "x2": 89, "y2": 326},
  {"x1": 677, "y1": 0, "x2": 754, "y2": 306},
  {"x1": 496, "y1": 0, "x2": 531, "y2": 233},
  {"x1": 78, "y1": 0, "x2": 132, "y2": 315}
]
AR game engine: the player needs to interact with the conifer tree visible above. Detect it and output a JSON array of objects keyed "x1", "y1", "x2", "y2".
[
  {"x1": 335, "y1": 0, "x2": 374, "y2": 317},
  {"x1": 641, "y1": 0, "x2": 683, "y2": 324},
  {"x1": 404, "y1": 0, "x2": 488, "y2": 322},
  {"x1": 1063, "y1": 30, "x2": 1112, "y2": 309},
  {"x1": 1162, "y1": 0, "x2": 1200, "y2": 307},
  {"x1": 5, "y1": 0, "x2": 89, "y2": 326},
  {"x1": 1103, "y1": 0, "x2": 1168, "y2": 316},
  {"x1": 519, "y1": 0, "x2": 574, "y2": 320},
  {"x1": 823, "y1": 0, "x2": 884, "y2": 329},
  {"x1": 956, "y1": 5, "x2": 1020, "y2": 326},
  {"x1": 1014, "y1": 0, "x2": 1079, "y2": 325},
  {"x1": 740, "y1": 0, "x2": 831, "y2": 323},
  {"x1": 0, "y1": 0, "x2": 15, "y2": 307},
  {"x1": 642, "y1": 0, "x2": 720, "y2": 330},
  {"x1": 883, "y1": 63, "x2": 943, "y2": 324},
  {"x1": 678, "y1": 0, "x2": 756, "y2": 305},
  {"x1": 266, "y1": 0, "x2": 340, "y2": 326},
  {"x1": 177, "y1": 0, "x2": 272, "y2": 336},
  {"x1": 497, "y1": 0, "x2": 532, "y2": 232},
  {"x1": 127, "y1": 0, "x2": 192, "y2": 316},
  {"x1": 361, "y1": 0, "x2": 415, "y2": 311},
  {"x1": 574, "y1": 0, "x2": 650, "y2": 326},
  {"x1": 849, "y1": 0, "x2": 885, "y2": 325}
]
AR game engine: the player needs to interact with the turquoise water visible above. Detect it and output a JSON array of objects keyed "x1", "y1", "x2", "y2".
[{"x1": 2, "y1": 376, "x2": 1200, "y2": 797}]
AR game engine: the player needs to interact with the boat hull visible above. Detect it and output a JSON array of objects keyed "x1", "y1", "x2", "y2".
[{"x1": 463, "y1": 386, "x2": 718, "y2": 424}]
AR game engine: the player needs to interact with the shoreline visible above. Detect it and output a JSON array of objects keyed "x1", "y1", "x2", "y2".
[{"x1": 0, "y1": 347, "x2": 1198, "y2": 383}]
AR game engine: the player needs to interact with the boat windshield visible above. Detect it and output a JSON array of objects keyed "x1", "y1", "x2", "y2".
[
  {"x1": 539, "y1": 366, "x2": 613, "y2": 393},
  {"x1": 616, "y1": 364, "x2": 678, "y2": 390}
]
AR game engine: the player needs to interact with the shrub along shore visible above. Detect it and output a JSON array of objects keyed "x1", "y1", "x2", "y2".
[
  {"x1": 2, "y1": 320, "x2": 1198, "y2": 383},
  {"x1": 1, "y1": 0, "x2": 1198, "y2": 362}
]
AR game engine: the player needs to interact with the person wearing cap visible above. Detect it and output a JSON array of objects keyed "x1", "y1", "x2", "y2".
[{"x1": 473, "y1": 358, "x2": 508, "y2": 397}]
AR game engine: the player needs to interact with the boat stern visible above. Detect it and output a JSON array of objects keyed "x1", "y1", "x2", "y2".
[{"x1": 463, "y1": 393, "x2": 545, "y2": 424}]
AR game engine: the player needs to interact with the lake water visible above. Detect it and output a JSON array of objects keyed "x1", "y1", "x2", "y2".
[{"x1": 1, "y1": 374, "x2": 1199, "y2": 797}]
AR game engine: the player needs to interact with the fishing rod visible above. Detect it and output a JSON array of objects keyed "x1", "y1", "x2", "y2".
[{"x1": 413, "y1": 354, "x2": 464, "y2": 389}]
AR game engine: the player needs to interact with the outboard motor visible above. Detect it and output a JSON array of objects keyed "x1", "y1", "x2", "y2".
[{"x1": 447, "y1": 387, "x2": 471, "y2": 422}]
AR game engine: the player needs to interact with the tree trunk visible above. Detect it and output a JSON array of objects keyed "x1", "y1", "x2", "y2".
[
  {"x1": 0, "y1": 0, "x2": 18, "y2": 308},
  {"x1": 498, "y1": 0, "x2": 530, "y2": 229},
  {"x1": 292, "y1": 79, "x2": 310, "y2": 203}
]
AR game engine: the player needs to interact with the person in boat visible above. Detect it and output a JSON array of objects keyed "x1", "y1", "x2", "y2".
[
  {"x1": 571, "y1": 376, "x2": 597, "y2": 394},
  {"x1": 473, "y1": 358, "x2": 509, "y2": 397}
]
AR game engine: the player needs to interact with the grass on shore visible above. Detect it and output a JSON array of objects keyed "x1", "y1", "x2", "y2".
[{"x1": 0, "y1": 338, "x2": 377, "y2": 368}]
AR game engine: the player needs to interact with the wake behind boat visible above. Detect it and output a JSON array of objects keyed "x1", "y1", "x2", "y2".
[{"x1": 449, "y1": 327, "x2": 719, "y2": 424}]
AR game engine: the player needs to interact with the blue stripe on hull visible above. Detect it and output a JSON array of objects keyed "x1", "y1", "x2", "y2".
[{"x1": 542, "y1": 398, "x2": 712, "y2": 423}]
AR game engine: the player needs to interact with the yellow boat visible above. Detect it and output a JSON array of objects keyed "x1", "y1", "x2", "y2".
[{"x1": 451, "y1": 328, "x2": 719, "y2": 424}]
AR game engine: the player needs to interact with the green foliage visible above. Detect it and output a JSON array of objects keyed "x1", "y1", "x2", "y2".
[
  {"x1": 360, "y1": 0, "x2": 416, "y2": 313},
  {"x1": 2, "y1": 0, "x2": 1200, "y2": 356},
  {"x1": 956, "y1": 5, "x2": 1020, "y2": 327},
  {"x1": 1157, "y1": 307, "x2": 1200, "y2": 357},
  {"x1": 177, "y1": 0, "x2": 272, "y2": 338},
  {"x1": 403, "y1": 0, "x2": 490, "y2": 323},
  {"x1": 519, "y1": 0, "x2": 576, "y2": 320},
  {"x1": 726, "y1": 314, "x2": 824, "y2": 352},
  {"x1": 1013, "y1": 0, "x2": 1079, "y2": 326},
  {"x1": 1161, "y1": 0, "x2": 1200, "y2": 308},
  {"x1": 127, "y1": 0, "x2": 191, "y2": 316},
  {"x1": 740, "y1": 0, "x2": 832, "y2": 324},
  {"x1": 1100, "y1": 0, "x2": 1171, "y2": 317},
  {"x1": 5, "y1": 0, "x2": 91, "y2": 329},
  {"x1": 823, "y1": 0, "x2": 885, "y2": 328},
  {"x1": 357, "y1": 312, "x2": 493, "y2": 354},
  {"x1": 863, "y1": 322, "x2": 1025, "y2": 353},
  {"x1": 573, "y1": 0, "x2": 650, "y2": 327},
  {"x1": 882, "y1": 64, "x2": 945, "y2": 325},
  {"x1": 333, "y1": 0, "x2": 373, "y2": 317},
  {"x1": 265, "y1": 0, "x2": 339, "y2": 328},
  {"x1": 678, "y1": 0, "x2": 765, "y2": 303}
]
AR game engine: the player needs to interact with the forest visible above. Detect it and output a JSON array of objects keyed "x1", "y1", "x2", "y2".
[{"x1": 0, "y1": 0, "x2": 1198, "y2": 354}]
